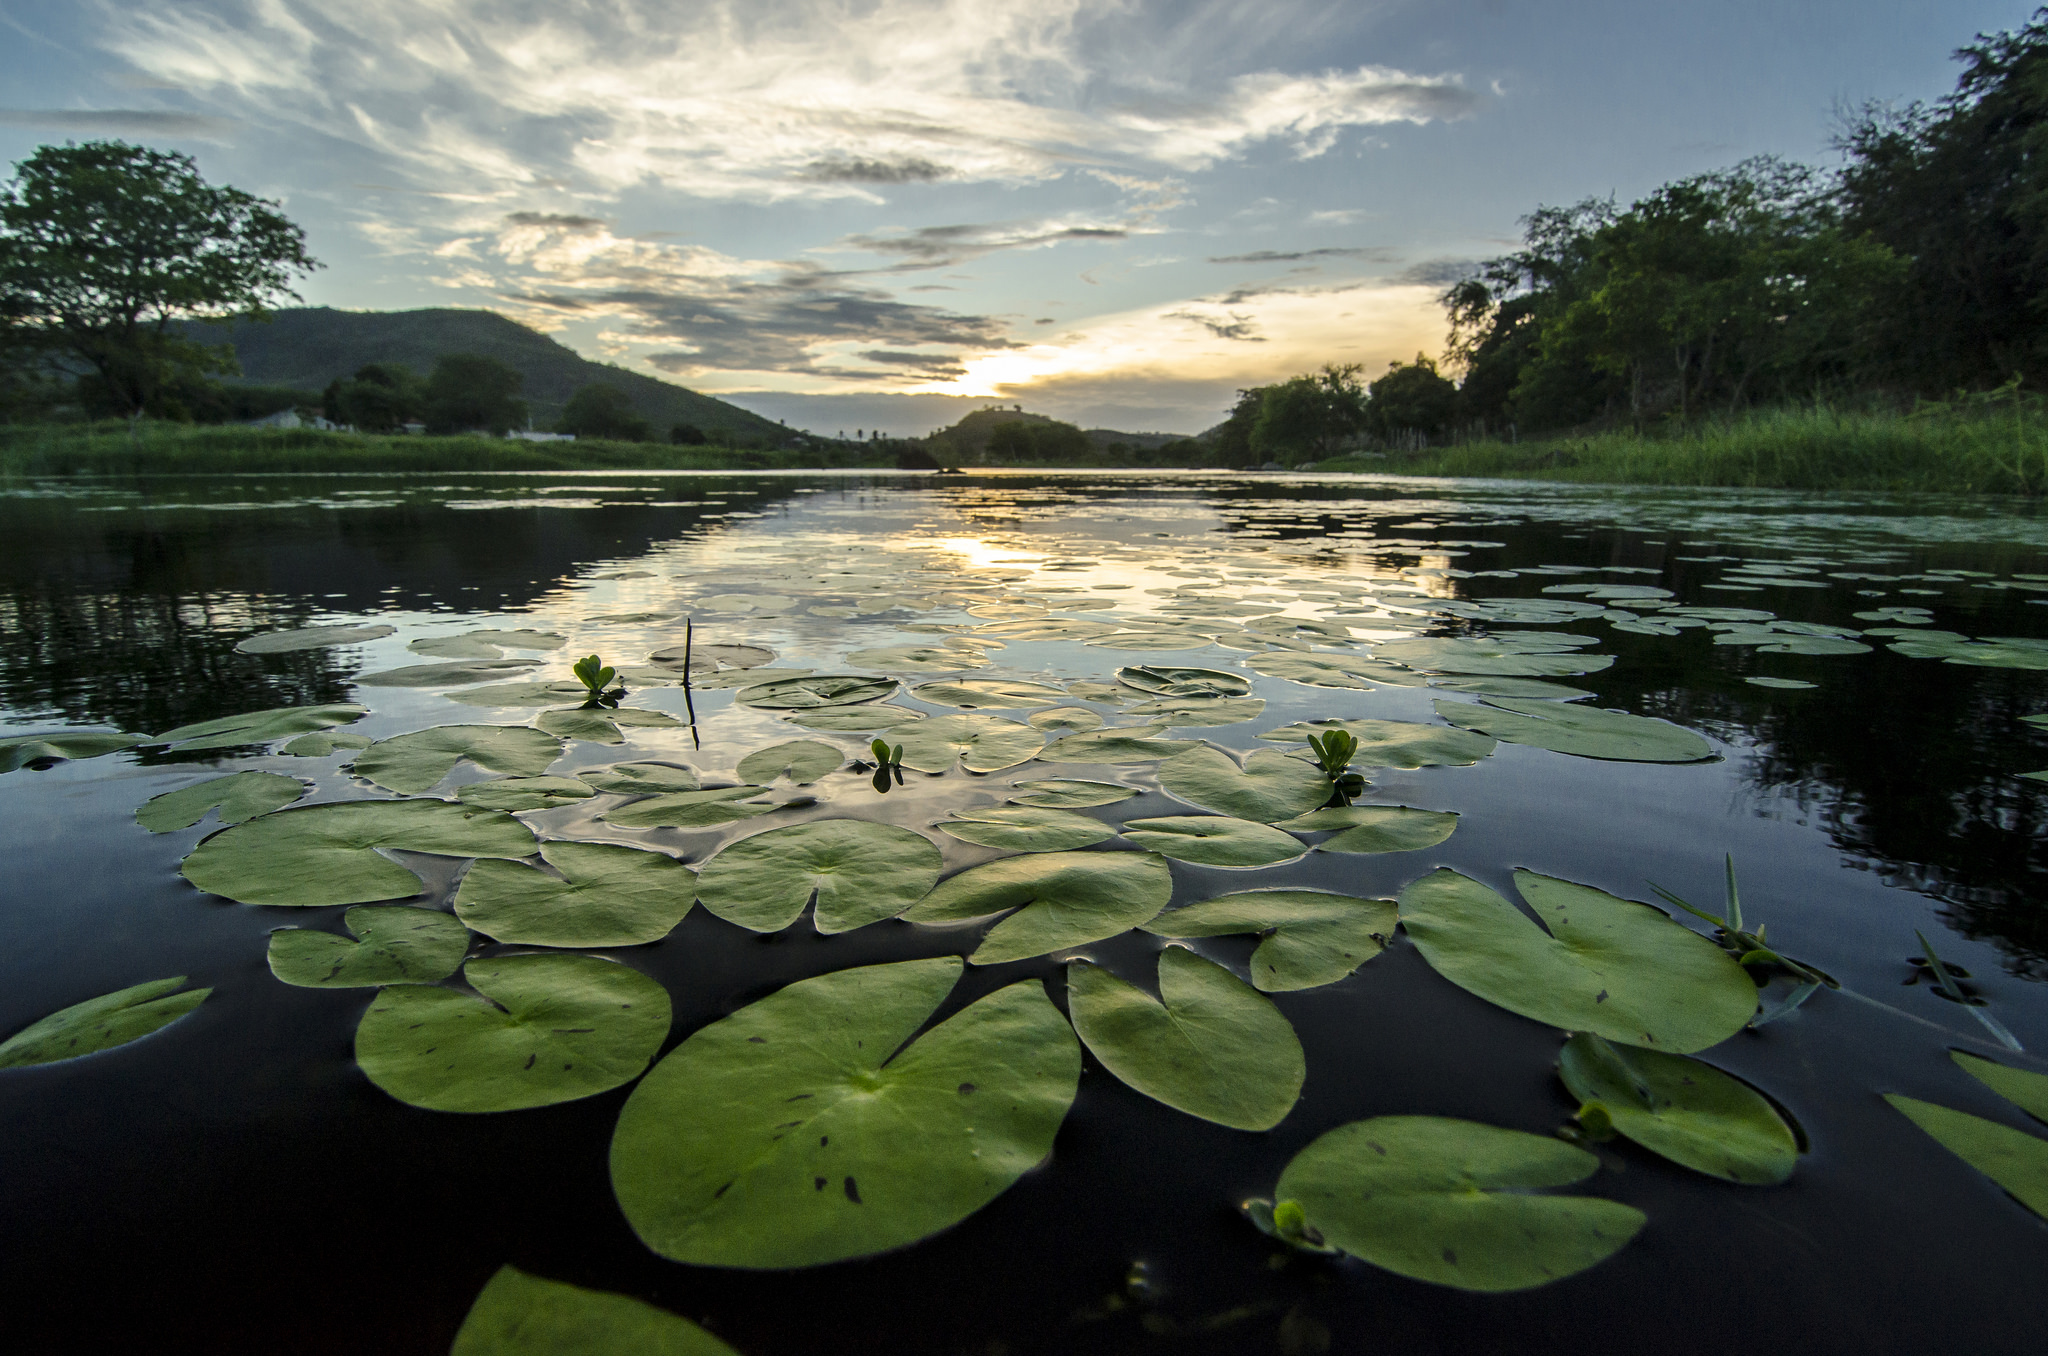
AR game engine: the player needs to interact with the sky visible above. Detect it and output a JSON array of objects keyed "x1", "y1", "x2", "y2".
[{"x1": 0, "y1": 0, "x2": 2033, "y2": 436}]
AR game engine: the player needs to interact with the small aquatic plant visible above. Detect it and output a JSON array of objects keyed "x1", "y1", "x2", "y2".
[
  {"x1": 1304, "y1": 729, "x2": 1366, "y2": 803},
  {"x1": 1648, "y1": 855, "x2": 1836, "y2": 1027},
  {"x1": 865, "y1": 737, "x2": 906, "y2": 792},
  {"x1": 570, "y1": 653, "x2": 625, "y2": 708},
  {"x1": 1913, "y1": 930, "x2": 2023, "y2": 1051}
]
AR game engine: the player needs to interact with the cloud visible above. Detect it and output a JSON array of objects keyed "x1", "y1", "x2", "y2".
[
  {"x1": 1167, "y1": 310, "x2": 1265, "y2": 341},
  {"x1": 839, "y1": 220, "x2": 1131, "y2": 266},
  {"x1": 800, "y1": 156, "x2": 952, "y2": 183},
  {"x1": 1206, "y1": 246, "x2": 1391, "y2": 264},
  {"x1": 858, "y1": 350, "x2": 968, "y2": 373},
  {"x1": 503, "y1": 211, "x2": 607, "y2": 231},
  {"x1": 1389, "y1": 256, "x2": 1478, "y2": 287},
  {"x1": 0, "y1": 108, "x2": 236, "y2": 136}
]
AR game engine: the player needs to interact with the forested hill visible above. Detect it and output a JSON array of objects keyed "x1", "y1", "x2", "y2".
[{"x1": 180, "y1": 307, "x2": 785, "y2": 438}]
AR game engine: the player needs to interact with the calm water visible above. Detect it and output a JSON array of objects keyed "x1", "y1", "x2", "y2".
[{"x1": 2, "y1": 470, "x2": 2046, "y2": 1353}]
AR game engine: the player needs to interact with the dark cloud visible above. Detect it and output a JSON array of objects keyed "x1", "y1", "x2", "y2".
[
  {"x1": 800, "y1": 156, "x2": 952, "y2": 183},
  {"x1": 503, "y1": 211, "x2": 607, "y2": 231},
  {"x1": 857, "y1": 350, "x2": 967, "y2": 372},
  {"x1": 0, "y1": 108, "x2": 234, "y2": 135},
  {"x1": 842, "y1": 222, "x2": 1129, "y2": 266},
  {"x1": 1206, "y1": 246, "x2": 1389, "y2": 264},
  {"x1": 1167, "y1": 310, "x2": 1264, "y2": 342},
  {"x1": 1389, "y1": 256, "x2": 1480, "y2": 287}
]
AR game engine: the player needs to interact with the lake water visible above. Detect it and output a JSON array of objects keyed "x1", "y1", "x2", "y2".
[{"x1": 2, "y1": 470, "x2": 2045, "y2": 1354}]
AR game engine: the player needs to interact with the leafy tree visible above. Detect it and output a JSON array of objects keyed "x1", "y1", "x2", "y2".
[
  {"x1": 323, "y1": 362, "x2": 424, "y2": 432},
  {"x1": 423, "y1": 354, "x2": 526, "y2": 435},
  {"x1": 0, "y1": 141, "x2": 317, "y2": 429},
  {"x1": 559, "y1": 381, "x2": 653, "y2": 441},
  {"x1": 670, "y1": 422, "x2": 707, "y2": 445},
  {"x1": 1250, "y1": 364, "x2": 1368, "y2": 461},
  {"x1": 984, "y1": 418, "x2": 1091, "y2": 462},
  {"x1": 1210, "y1": 387, "x2": 1266, "y2": 465},
  {"x1": 1366, "y1": 354, "x2": 1458, "y2": 440}
]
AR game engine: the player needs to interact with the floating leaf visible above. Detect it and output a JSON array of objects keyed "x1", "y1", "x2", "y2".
[
  {"x1": 351, "y1": 725, "x2": 563, "y2": 793},
  {"x1": 1258, "y1": 719, "x2": 1496, "y2": 768},
  {"x1": 1954, "y1": 1051, "x2": 2048, "y2": 1122},
  {"x1": 1745, "y1": 677, "x2": 1818, "y2": 690},
  {"x1": 451, "y1": 1265, "x2": 739, "y2": 1356},
  {"x1": 610, "y1": 957, "x2": 1079, "y2": 1268},
  {"x1": 1274, "y1": 1116, "x2": 1644, "y2": 1291},
  {"x1": 1120, "y1": 816, "x2": 1305, "y2": 867},
  {"x1": 694, "y1": 820, "x2": 941, "y2": 934},
  {"x1": 1006, "y1": 779, "x2": 1137, "y2": 809},
  {"x1": 455, "y1": 776, "x2": 596, "y2": 812},
  {"x1": 693, "y1": 666, "x2": 816, "y2": 691},
  {"x1": 1067, "y1": 949, "x2": 1303, "y2": 1130},
  {"x1": 911, "y1": 679, "x2": 1069, "y2": 709},
  {"x1": 583, "y1": 762, "x2": 700, "y2": 794},
  {"x1": 1116, "y1": 665, "x2": 1251, "y2": 698},
  {"x1": 356, "y1": 954, "x2": 670, "y2": 1113},
  {"x1": 1126, "y1": 696, "x2": 1267, "y2": 726},
  {"x1": 937, "y1": 805, "x2": 1114, "y2": 852},
  {"x1": 136, "y1": 772, "x2": 306, "y2": 832},
  {"x1": 1277, "y1": 805, "x2": 1459, "y2": 854},
  {"x1": 1884, "y1": 1095, "x2": 2048, "y2": 1219},
  {"x1": 1037, "y1": 729, "x2": 1201, "y2": 763},
  {"x1": 266, "y1": 905, "x2": 468, "y2": 988},
  {"x1": 647, "y1": 642, "x2": 775, "y2": 674},
  {"x1": 1397, "y1": 869, "x2": 1755, "y2": 1052},
  {"x1": 1429, "y1": 676, "x2": 1593, "y2": 700},
  {"x1": 1434, "y1": 697, "x2": 1713, "y2": 763},
  {"x1": 410, "y1": 629, "x2": 565, "y2": 658},
  {"x1": 1156, "y1": 747, "x2": 1331, "y2": 822},
  {"x1": 737, "y1": 740, "x2": 845, "y2": 785},
  {"x1": 446, "y1": 681, "x2": 598, "y2": 708},
  {"x1": 734, "y1": 674, "x2": 896, "y2": 709},
  {"x1": 536, "y1": 706, "x2": 684, "y2": 745},
  {"x1": 787, "y1": 704, "x2": 924, "y2": 731},
  {"x1": 904, "y1": 850, "x2": 1172, "y2": 964},
  {"x1": 602, "y1": 787, "x2": 776, "y2": 829},
  {"x1": 1375, "y1": 637, "x2": 1613, "y2": 678},
  {"x1": 1558, "y1": 1033, "x2": 1797, "y2": 1184},
  {"x1": 1027, "y1": 707, "x2": 1105, "y2": 734},
  {"x1": 846, "y1": 644, "x2": 991, "y2": 674},
  {"x1": 181, "y1": 800, "x2": 537, "y2": 907},
  {"x1": 155, "y1": 703, "x2": 367, "y2": 753},
  {"x1": 236, "y1": 623, "x2": 395, "y2": 654},
  {"x1": 1143, "y1": 889, "x2": 1396, "y2": 992},
  {"x1": 281, "y1": 732, "x2": 374, "y2": 757},
  {"x1": 0, "y1": 977, "x2": 210, "y2": 1070},
  {"x1": 1244, "y1": 653, "x2": 1381, "y2": 689},
  {"x1": 455, "y1": 841, "x2": 695, "y2": 947},
  {"x1": 356, "y1": 660, "x2": 541, "y2": 687},
  {"x1": 887, "y1": 713, "x2": 1042, "y2": 773},
  {"x1": 0, "y1": 729, "x2": 146, "y2": 773}
]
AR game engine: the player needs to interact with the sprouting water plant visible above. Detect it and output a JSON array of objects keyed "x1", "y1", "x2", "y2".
[
  {"x1": 1648, "y1": 855, "x2": 1836, "y2": 1027},
  {"x1": 1305, "y1": 729, "x2": 1366, "y2": 803},
  {"x1": 1913, "y1": 930, "x2": 2023, "y2": 1052},
  {"x1": 571, "y1": 654, "x2": 625, "y2": 709},
  {"x1": 865, "y1": 738, "x2": 906, "y2": 793},
  {"x1": 1240, "y1": 1197, "x2": 1337, "y2": 1254}
]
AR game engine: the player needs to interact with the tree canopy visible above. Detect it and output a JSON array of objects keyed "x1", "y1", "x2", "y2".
[
  {"x1": 424, "y1": 354, "x2": 526, "y2": 435},
  {"x1": 559, "y1": 382, "x2": 653, "y2": 441}
]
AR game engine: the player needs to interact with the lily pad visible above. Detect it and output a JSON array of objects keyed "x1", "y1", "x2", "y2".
[
  {"x1": 0, "y1": 730, "x2": 147, "y2": 773},
  {"x1": 1143, "y1": 889, "x2": 1397, "y2": 991},
  {"x1": 455, "y1": 776, "x2": 596, "y2": 812},
  {"x1": 236, "y1": 623, "x2": 396, "y2": 654},
  {"x1": 692, "y1": 666, "x2": 817, "y2": 691},
  {"x1": 1376, "y1": 637, "x2": 1613, "y2": 678},
  {"x1": 1037, "y1": 729, "x2": 1202, "y2": 763},
  {"x1": 351, "y1": 725, "x2": 563, "y2": 793},
  {"x1": 1884, "y1": 1095, "x2": 2048, "y2": 1220},
  {"x1": 1558, "y1": 1033, "x2": 1797, "y2": 1184},
  {"x1": 446, "y1": 681, "x2": 601, "y2": 708},
  {"x1": 1120, "y1": 816, "x2": 1305, "y2": 867},
  {"x1": 910, "y1": 679, "x2": 1068, "y2": 709},
  {"x1": 155, "y1": 703, "x2": 367, "y2": 753},
  {"x1": 1745, "y1": 677, "x2": 1819, "y2": 691},
  {"x1": 693, "y1": 820, "x2": 942, "y2": 934},
  {"x1": 1067, "y1": 949, "x2": 1303, "y2": 1130},
  {"x1": 787, "y1": 704, "x2": 924, "y2": 731},
  {"x1": 536, "y1": 707, "x2": 685, "y2": 745},
  {"x1": 583, "y1": 762, "x2": 700, "y2": 794},
  {"x1": 410, "y1": 629, "x2": 565, "y2": 658},
  {"x1": 1007, "y1": 779, "x2": 1138, "y2": 809},
  {"x1": 1274, "y1": 1116, "x2": 1645, "y2": 1291},
  {"x1": 1397, "y1": 869, "x2": 1756, "y2": 1052},
  {"x1": 1277, "y1": 805, "x2": 1460, "y2": 854},
  {"x1": 602, "y1": 787, "x2": 777, "y2": 829},
  {"x1": 735, "y1": 674, "x2": 896, "y2": 709},
  {"x1": 1427, "y1": 677, "x2": 1593, "y2": 700},
  {"x1": 1954, "y1": 1051, "x2": 2048, "y2": 1122},
  {"x1": 1027, "y1": 707, "x2": 1105, "y2": 734},
  {"x1": 266, "y1": 905, "x2": 469, "y2": 988},
  {"x1": 1116, "y1": 665, "x2": 1251, "y2": 698},
  {"x1": 888, "y1": 714, "x2": 1042, "y2": 773},
  {"x1": 281, "y1": 732, "x2": 375, "y2": 757},
  {"x1": 1126, "y1": 696, "x2": 1267, "y2": 726},
  {"x1": 1434, "y1": 698, "x2": 1713, "y2": 763},
  {"x1": 356, "y1": 954, "x2": 670, "y2": 1113},
  {"x1": 647, "y1": 642, "x2": 775, "y2": 675},
  {"x1": 610, "y1": 957, "x2": 1079, "y2": 1268},
  {"x1": 1258, "y1": 719, "x2": 1496, "y2": 768},
  {"x1": 904, "y1": 850, "x2": 1172, "y2": 964},
  {"x1": 937, "y1": 805, "x2": 1115, "y2": 851},
  {"x1": 1157, "y1": 747, "x2": 1332, "y2": 822},
  {"x1": 0, "y1": 977, "x2": 210, "y2": 1069},
  {"x1": 452, "y1": 1265, "x2": 739, "y2": 1356},
  {"x1": 181, "y1": 799, "x2": 538, "y2": 907},
  {"x1": 355, "y1": 660, "x2": 541, "y2": 687},
  {"x1": 454, "y1": 841, "x2": 695, "y2": 947},
  {"x1": 1244, "y1": 652, "x2": 1381, "y2": 689},
  {"x1": 136, "y1": 772, "x2": 306, "y2": 832},
  {"x1": 847, "y1": 645, "x2": 991, "y2": 674},
  {"x1": 737, "y1": 740, "x2": 845, "y2": 785}
]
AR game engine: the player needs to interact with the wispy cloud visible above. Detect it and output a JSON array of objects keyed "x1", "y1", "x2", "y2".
[
  {"x1": 0, "y1": 107, "x2": 236, "y2": 136},
  {"x1": 1207, "y1": 246, "x2": 1391, "y2": 264}
]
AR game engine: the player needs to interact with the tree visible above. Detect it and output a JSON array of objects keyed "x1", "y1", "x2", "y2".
[
  {"x1": 1250, "y1": 364, "x2": 1368, "y2": 461},
  {"x1": 323, "y1": 362, "x2": 424, "y2": 432},
  {"x1": 670, "y1": 422, "x2": 708, "y2": 445},
  {"x1": 1366, "y1": 354, "x2": 1458, "y2": 440},
  {"x1": 0, "y1": 141, "x2": 317, "y2": 429},
  {"x1": 558, "y1": 381, "x2": 652, "y2": 441},
  {"x1": 423, "y1": 354, "x2": 526, "y2": 435},
  {"x1": 1211, "y1": 387, "x2": 1266, "y2": 465}
]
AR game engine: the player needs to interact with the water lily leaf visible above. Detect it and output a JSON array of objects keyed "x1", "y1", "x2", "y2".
[
  {"x1": 694, "y1": 666, "x2": 817, "y2": 691},
  {"x1": 887, "y1": 713, "x2": 1042, "y2": 773},
  {"x1": 351, "y1": 725, "x2": 563, "y2": 793},
  {"x1": 1037, "y1": 729, "x2": 1202, "y2": 763},
  {"x1": 1558, "y1": 1033, "x2": 1796, "y2": 1184},
  {"x1": 357, "y1": 954, "x2": 669, "y2": 1113},
  {"x1": 911, "y1": 679, "x2": 1070, "y2": 710},
  {"x1": 138, "y1": 774, "x2": 303, "y2": 836},
  {"x1": 1746, "y1": 676, "x2": 1819, "y2": 690},
  {"x1": 734, "y1": 674, "x2": 896, "y2": 709},
  {"x1": 0, "y1": 729, "x2": 146, "y2": 773},
  {"x1": 1434, "y1": 697, "x2": 1713, "y2": 763},
  {"x1": 737, "y1": 740, "x2": 844, "y2": 785},
  {"x1": 236, "y1": 623, "x2": 396, "y2": 654},
  {"x1": 537, "y1": 706, "x2": 684, "y2": 745},
  {"x1": 1142, "y1": 889, "x2": 1396, "y2": 991},
  {"x1": 266, "y1": 905, "x2": 468, "y2": 988},
  {"x1": 1884, "y1": 1095, "x2": 2048, "y2": 1219},
  {"x1": 455, "y1": 841, "x2": 695, "y2": 947},
  {"x1": 281, "y1": 732, "x2": 375, "y2": 757},
  {"x1": 1116, "y1": 665, "x2": 1251, "y2": 698},
  {"x1": 847, "y1": 644, "x2": 991, "y2": 674},
  {"x1": 356, "y1": 660, "x2": 541, "y2": 687},
  {"x1": 693, "y1": 821, "x2": 941, "y2": 933},
  {"x1": 937, "y1": 805, "x2": 1115, "y2": 852},
  {"x1": 1027, "y1": 707, "x2": 1105, "y2": 734},
  {"x1": 1126, "y1": 696, "x2": 1267, "y2": 726},
  {"x1": 583, "y1": 762, "x2": 699, "y2": 794},
  {"x1": 787, "y1": 704, "x2": 924, "y2": 731},
  {"x1": 452, "y1": 1265, "x2": 739, "y2": 1356},
  {"x1": 904, "y1": 850, "x2": 1172, "y2": 964},
  {"x1": 155, "y1": 703, "x2": 367, "y2": 753},
  {"x1": 1157, "y1": 747, "x2": 1332, "y2": 822},
  {"x1": 1954, "y1": 1051, "x2": 2048, "y2": 1122},
  {"x1": 1258, "y1": 719, "x2": 1496, "y2": 768},
  {"x1": 610, "y1": 957, "x2": 1079, "y2": 1268},
  {"x1": 1430, "y1": 676, "x2": 1594, "y2": 700},
  {"x1": 1376, "y1": 637, "x2": 1614, "y2": 677},
  {"x1": 456, "y1": 776, "x2": 595, "y2": 812},
  {"x1": 647, "y1": 642, "x2": 775, "y2": 675},
  {"x1": 1244, "y1": 653, "x2": 1381, "y2": 689},
  {"x1": 1397, "y1": 869, "x2": 1756, "y2": 1052},
  {"x1": 1088, "y1": 629, "x2": 1216, "y2": 651},
  {"x1": 1277, "y1": 805, "x2": 1459, "y2": 854},
  {"x1": 0, "y1": 977, "x2": 210, "y2": 1069},
  {"x1": 444, "y1": 681, "x2": 593, "y2": 707},
  {"x1": 1007, "y1": 779, "x2": 1137, "y2": 809},
  {"x1": 1274, "y1": 1116, "x2": 1645, "y2": 1291},
  {"x1": 410, "y1": 629, "x2": 565, "y2": 658},
  {"x1": 1120, "y1": 816, "x2": 1305, "y2": 867},
  {"x1": 181, "y1": 800, "x2": 538, "y2": 907},
  {"x1": 602, "y1": 787, "x2": 776, "y2": 829}
]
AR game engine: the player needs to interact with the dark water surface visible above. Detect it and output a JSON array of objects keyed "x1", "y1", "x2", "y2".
[{"x1": 3, "y1": 470, "x2": 2046, "y2": 1354}]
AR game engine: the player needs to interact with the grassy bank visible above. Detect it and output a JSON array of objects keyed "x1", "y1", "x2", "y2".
[{"x1": 1316, "y1": 405, "x2": 2048, "y2": 495}]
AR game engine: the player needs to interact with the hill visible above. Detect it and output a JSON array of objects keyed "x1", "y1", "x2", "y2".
[{"x1": 180, "y1": 307, "x2": 787, "y2": 440}]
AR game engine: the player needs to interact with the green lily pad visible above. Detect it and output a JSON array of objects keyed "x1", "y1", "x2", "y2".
[
  {"x1": 1397, "y1": 869, "x2": 1756, "y2": 1052},
  {"x1": 281, "y1": 732, "x2": 375, "y2": 757},
  {"x1": 887, "y1": 714, "x2": 1042, "y2": 773},
  {"x1": 0, "y1": 729, "x2": 147, "y2": 773},
  {"x1": 351, "y1": 725, "x2": 563, "y2": 793},
  {"x1": 455, "y1": 776, "x2": 596, "y2": 812},
  {"x1": 451, "y1": 1265, "x2": 739, "y2": 1356},
  {"x1": 1120, "y1": 816, "x2": 1304, "y2": 867},
  {"x1": 734, "y1": 674, "x2": 896, "y2": 709},
  {"x1": 1089, "y1": 629, "x2": 1216, "y2": 651},
  {"x1": 1258, "y1": 719, "x2": 1496, "y2": 768},
  {"x1": 454, "y1": 841, "x2": 695, "y2": 947},
  {"x1": 1157, "y1": 747, "x2": 1332, "y2": 822},
  {"x1": 610, "y1": 957, "x2": 1079, "y2": 1268},
  {"x1": 1884, "y1": 1095, "x2": 2048, "y2": 1220},
  {"x1": 266, "y1": 905, "x2": 469, "y2": 988},
  {"x1": 235, "y1": 623, "x2": 395, "y2": 654},
  {"x1": 535, "y1": 707, "x2": 686, "y2": 745},
  {"x1": 1006, "y1": 779, "x2": 1137, "y2": 809},
  {"x1": 904, "y1": 850, "x2": 1172, "y2": 964},
  {"x1": 937, "y1": 805, "x2": 1115, "y2": 851},
  {"x1": 155, "y1": 703, "x2": 367, "y2": 753},
  {"x1": 1067, "y1": 948, "x2": 1303, "y2": 1130},
  {"x1": 787, "y1": 704, "x2": 924, "y2": 731},
  {"x1": 1037, "y1": 729, "x2": 1202, "y2": 763},
  {"x1": 1559, "y1": 1033, "x2": 1797, "y2": 1184},
  {"x1": 1143, "y1": 889, "x2": 1397, "y2": 992},
  {"x1": 1434, "y1": 698, "x2": 1713, "y2": 763},
  {"x1": 181, "y1": 799, "x2": 538, "y2": 907},
  {"x1": 693, "y1": 820, "x2": 942, "y2": 934},
  {"x1": 912, "y1": 678, "x2": 1071, "y2": 709},
  {"x1": 1375, "y1": 637, "x2": 1613, "y2": 677},
  {"x1": 0, "y1": 977, "x2": 210, "y2": 1069},
  {"x1": 1277, "y1": 805, "x2": 1459, "y2": 854},
  {"x1": 1116, "y1": 665, "x2": 1251, "y2": 698},
  {"x1": 737, "y1": 740, "x2": 845, "y2": 785},
  {"x1": 646, "y1": 642, "x2": 776, "y2": 675},
  {"x1": 136, "y1": 772, "x2": 306, "y2": 832},
  {"x1": 1027, "y1": 707, "x2": 1106, "y2": 734},
  {"x1": 1244, "y1": 653, "x2": 1381, "y2": 689},
  {"x1": 1428, "y1": 677, "x2": 1593, "y2": 700},
  {"x1": 409, "y1": 629, "x2": 565, "y2": 658},
  {"x1": 444, "y1": 681, "x2": 593, "y2": 708},
  {"x1": 602, "y1": 787, "x2": 776, "y2": 829},
  {"x1": 1126, "y1": 696, "x2": 1267, "y2": 726},
  {"x1": 1954, "y1": 1051, "x2": 2048, "y2": 1122},
  {"x1": 1745, "y1": 677, "x2": 1818, "y2": 690},
  {"x1": 692, "y1": 666, "x2": 817, "y2": 691},
  {"x1": 583, "y1": 762, "x2": 700, "y2": 794},
  {"x1": 355, "y1": 660, "x2": 541, "y2": 687},
  {"x1": 1274, "y1": 1116, "x2": 1645, "y2": 1291},
  {"x1": 356, "y1": 954, "x2": 670, "y2": 1113},
  {"x1": 846, "y1": 644, "x2": 991, "y2": 674}
]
